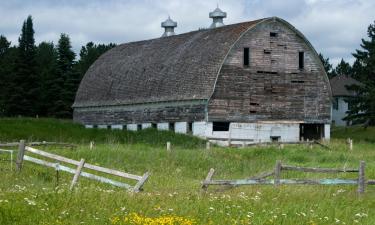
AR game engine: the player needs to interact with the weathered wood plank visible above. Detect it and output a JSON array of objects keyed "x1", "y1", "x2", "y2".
[
  {"x1": 204, "y1": 179, "x2": 358, "y2": 186},
  {"x1": 202, "y1": 168, "x2": 215, "y2": 190},
  {"x1": 248, "y1": 171, "x2": 274, "y2": 180},
  {"x1": 358, "y1": 161, "x2": 365, "y2": 194},
  {"x1": 133, "y1": 172, "x2": 150, "y2": 192},
  {"x1": 70, "y1": 158, "x2": 85, "y2": 190},
  {"x1": 274, "y1": 160, "x2": 282, "y2": 186},
  {"x1": 16, "y1": 140, "x2": 25, "y2": 171},
  {"x1": 25, "y1": 146, "x2": 142, "y2": 180},
  {"x1": 24, "y1": 155, "x2": 132, "y2": 189},
  {"x1": 281, "y1": 165, "x2": 358, "y2": 173}
]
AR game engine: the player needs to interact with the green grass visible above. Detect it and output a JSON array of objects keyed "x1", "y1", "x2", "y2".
[{"x1": 0, "y1": 118, "x2": 375, "y2": 225}]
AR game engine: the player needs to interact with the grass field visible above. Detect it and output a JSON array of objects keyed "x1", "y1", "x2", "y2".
[{"x1": 0, "y1": 118, "x2": 374, "y2": 225}]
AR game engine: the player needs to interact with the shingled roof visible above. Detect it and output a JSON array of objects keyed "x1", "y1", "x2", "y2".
[
  {"x1": 329, "y1": 75, "x2": 361, "y2": 97},
  {"x1": 73, "y1": 19, "x2": 264, "y2": 108}
]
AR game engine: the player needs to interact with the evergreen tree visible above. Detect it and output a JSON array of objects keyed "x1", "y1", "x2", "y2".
[
  {"x1": 54, "y1": 33, "x2": 76, "y2": 117},
  {"x1": 0, "y1": 35, "x2": 11, "y2": 116},
  {"x1": 8, "y1": 16, "x2": 39, "y2": 116},
  {"x1": 345, "y1": 20, "x2": 375, "y2": 126},
  {"x1": 318, "y1": 53, "x2": 336, "y2": 78},
  {"x1": 334, "y1": 59, "x2": 352, "y2": 76},
  {"x1": 36, "y1": 42, "x2": 59, "y2": 116}
]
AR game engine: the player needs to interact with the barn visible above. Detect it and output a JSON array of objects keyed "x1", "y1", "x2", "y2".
[{"x1": 73, "y1": 8, "x2": 332, "y2": 145}]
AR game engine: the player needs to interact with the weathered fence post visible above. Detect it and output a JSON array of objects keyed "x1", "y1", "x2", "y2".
[
  {"x1": 16, "y1": 140, "x2": 26, "y2": 171},
  {"x1": 133, "y1": 172, "x2": 150, "y2": 193},
  {"x1": 350, "y1": 139, "x2": 353, "y2": 151},
  {"x1": 228, "y1": 125, "x2": 232, "y2": 147},
  {"x1": 206, "y1": 142, "x2": 210, "y2": 150},
  {"x1": 166, "y1": 142, "x2": 171, "y2": 151},
  {"x1": 89, "y1": 141, "x2": 95, "y2": 150},
  {"x1": 202, "y1": 168, "x2": 215, "y2": 190},
  {"x1": 70, "y1": 158, "x2": 85, "y2": 190},
  {"x1": 274, "y1": 160, "x2": 282, "y2": 186},
  {"x1": 358, "y1": 161, "x2": 365, "y2": 194}
]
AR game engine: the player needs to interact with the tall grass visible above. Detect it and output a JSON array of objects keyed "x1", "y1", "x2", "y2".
[{"x1": 0, "y1": 118, "x2": 374, "y2": 225}]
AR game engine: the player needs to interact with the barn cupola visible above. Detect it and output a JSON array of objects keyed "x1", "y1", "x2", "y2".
[
  {"x1": 209, "y1": 5, "x2": 227, "y2": 28},
  {"x1": 161, "y1": 16, "x2": 177, "y2": 37}
]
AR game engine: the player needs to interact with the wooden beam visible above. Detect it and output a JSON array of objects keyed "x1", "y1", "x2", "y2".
[
  {"x1": 70, "y1": 158, "x2": 85, "y2": 190},
  {"x1": 202, "y1": 168, "x2": 215, "y2": 190},
  {"x1": 358, "y1": 161, "x2": 365, "y2": 194},
  {"x1": 274, "y1": 160, "x2": 282, "y2": 186},
  {"x1": 16, "y1": 140, "x2": 25, "y2": 171},
  {"x1": 204, "y1": 178, "x2": 358, "y2": 186},
  {"x1": 281, "y1": 165, "x2": 358, "y2": 173},
  {"x1": 25, "y1": 146, "x2": 142, "y2": 180},
  {"x1": 133, "y1": 172, "x2": 150, "y2": 192}
]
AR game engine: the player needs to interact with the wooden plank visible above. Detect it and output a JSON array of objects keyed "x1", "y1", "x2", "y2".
[
  {"x1": 70, "y1": 158, "x2": 85, "y2": 190},
  {"x1": 282, "y1": 165, "x2": 358, "y2": 173},
  {"x1": 24, "y1": 155, "x2": 132, "y2": 189},
  {"x1": 274, "y1": 160, "x2": 281, "y2": 186},
  {"x1": 358, "y1": 161, "x2": 365, "y2": 194},
  {"x1": 313, "y1": 141, "x2": 330, "y2": 149},
  {"x1": 204, "y1": 178, "x2": 358, "y2": 186},
  {"x1": 133, "y1": 172, "x2": 150, "y2": 192},
  {"x1": 25, "y1": 146, "x2": 142, "y2": 180},
  {"x1": 248, "y1": 171, "x2": 274, "y2": 180},
  {"x1": 16, "y1": 140, "x2": 26, "y2": 171},
  {"x1": 202, "y1": 168, "x2": 215, "y2": 190}
]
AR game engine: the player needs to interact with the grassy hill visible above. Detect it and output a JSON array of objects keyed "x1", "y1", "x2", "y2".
[{"x1": 0, "y1": 118, "x2": 375, "y2": 225}]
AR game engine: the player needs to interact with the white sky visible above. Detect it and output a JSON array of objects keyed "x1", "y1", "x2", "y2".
[{"x1": 0, "y1": 0, "x2": 374, "y2": 65}]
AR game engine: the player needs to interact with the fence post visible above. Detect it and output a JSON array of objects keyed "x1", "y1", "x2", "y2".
[
  {"x1": 350, "y1": 139, "x2": 353, "y2": 151},
  {"x1": 166, "y1": 142, "x2": 171, "y2": 151},
  {"x1": 358, "y1": 161, "x2": 365, "y2": 194},
  {"x1": 89, "y1": 141, "x2": 95, "y2": 150},
  {"x1": 16, "y1": 140, "x2": 26, "y2": 171},
  {"x1": 228, "y1": 124, "x2": 232, "y2": 147},
  {"x1": 70, "y1": 158, "x2": 85, "y2": 190},
  {"x1": 274, "y1": 160, "x2": 282, "y2": 186},
  {"x1": 133, "y1": 172, "x2": 150, "y2": 193},
  {"x1": 206, "y1": 142, "x2": 210, "y2": 150},
  {"x1": 202, "y1": 168, "x2": 215, "y2": 191}
]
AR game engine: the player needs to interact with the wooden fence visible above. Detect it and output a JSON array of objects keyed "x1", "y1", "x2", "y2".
[
  {"x1": 0, "y1": 141, "x2": 76, "y2": 148},
  {"x1": 0, "y1": 149, "x2": 14, "y2": 171},
  {"x1": 15, "y1": 140, "x2": 149, "y2": 192},
  {"x1": 202, "y1": 160, "x2": 374, "y2": 194}
]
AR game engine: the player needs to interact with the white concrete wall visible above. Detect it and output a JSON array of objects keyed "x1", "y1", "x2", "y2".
[
  {"x1": 127, "y1": 124, "x2": 138, "y2": 131},
  {"x1": 111, "y1": 125, "x2": 123, "y2": 130},
  {"x1": 192, "y1": 121, "x2": 208, "y2": 137},
  {"x1": 175, "y1": 122, "x2": 187, "y2": 134},
  {"x1": 332, "y1": 97, "x2": 349, "y2": 126},
  {"x1": 324, "y1": 124, "x2": 331, "y2": 140},
  {"x1": 157, "y1": 123, "x2": 169, "y2": 131},
  {"x1": 142, "y1": 123, "x2": 152, "y2": 129},
  {"x1": 85, "y1": 125, "x2": 93, "y2": 129},
  {"x1": 98, "y1": 125, "x2": 108, "y2": 129}
]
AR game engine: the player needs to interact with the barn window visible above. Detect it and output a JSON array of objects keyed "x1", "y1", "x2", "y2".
[
  {"x1": 213, "y1": 122, "x2": 230, "y2": 131},
  {"x1": 93, "y1": 125, "x2": 98, "y2": 129},
  {"x1": 169, "y1": 122, "x2": 175, "y2": 131},
  {"x1": 188, "y1": 122, "x2": 193, "y2": 134},
  {"x1": 243, "y1": 48, "x2": 250, "y2": 67},
  {"x1": 123, "y1": 125, "x2": 127, "y2": 130},
  {"x1": 137, "y1": 124, "x2": 142, "y2": 131},
  {"x1": 250, "y1": 110, "x2": 257, "y2": 114},
  {"x1": 299, "y1": 51, "x2": 304, "y2": 69},
  {"x1": 264, "y1": 49, "x2": 271, "y2": 54},
  {"x1": 270, "y1": 32, "x2": 278, "y2": 37},
  {"x1": 151, "y1": 123, "x2": 157, "y2": 129},
  {"x1": 333, "y1": 98, "x2": 339, "y2": 110}
]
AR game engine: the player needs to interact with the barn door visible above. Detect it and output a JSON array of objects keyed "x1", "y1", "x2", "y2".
[{"x1": 300, "y1": 124, "x2": 324, "y2": 140}]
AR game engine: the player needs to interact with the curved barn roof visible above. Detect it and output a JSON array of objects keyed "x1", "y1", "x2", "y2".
[{"x1": 73, "y1": 19, "x2": 264, "y2": 108}]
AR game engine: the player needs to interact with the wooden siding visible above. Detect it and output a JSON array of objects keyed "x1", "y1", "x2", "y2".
[{"x1": 208, "y1": 20, "x2": 331, "y2": 123}]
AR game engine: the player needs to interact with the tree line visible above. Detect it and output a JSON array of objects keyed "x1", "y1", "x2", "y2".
[{"x1": 0, "y1": 15, "x2": 116, "y2": 118}]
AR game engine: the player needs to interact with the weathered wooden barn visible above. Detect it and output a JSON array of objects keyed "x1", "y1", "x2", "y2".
[{"x1": 73, "y1": 10, "x2": 332, "y2": 145}]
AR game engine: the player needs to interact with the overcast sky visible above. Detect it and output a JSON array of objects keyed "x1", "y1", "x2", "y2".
[{"x1": 0, "y1": 0, "x2": 374, "y2": 65}]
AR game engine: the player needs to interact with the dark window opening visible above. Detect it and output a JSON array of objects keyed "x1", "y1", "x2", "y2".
[
  {"x1": 270, "y1": 32, "x2": 278, "y2": 37},
  {"x1": 151, "y1": 123, "x2": 157, "y2": 129},
  {"x1": 169, "y1": 122, "x2": 175, "y2": 132},
  {"x1": 300, "y1": 124, "x2": 324, "y2": 140},
  {"x1": 107, "y1": 125, "x2": 111, "y2": 129},
  {"x1": 123, "y1": 125, "x2": 127, "y2": 130},
  {"x1": 333, "y1": 98, "x2": 339, "y2": 110},
  {"x1": 299, "y1": 51, "x2": 304, "y2": 69},
  {"x1": 250, "y1": 110, "x2": 257, "y2": 114},
  {"x1": 250, "y1": 102, "x2": 259, "y2": 106},
  {"x1": 243, "y1": 48, "x2": 250, "y2": 67},
  {"x1": 264, "y1": 49, "x2": 271, "y2": 54},
  {"x1": 188, "y1": 122, "x2": 193, "y2": 134},
  {"x1": 137, "y1": 124, "x2": 142, "y2": 131},
  {"x1": 213, "y1": 122, "x2": 230, "y2": 131},
  {"x1": 291, "y1": 80, "x2": 305, "y2": 84},
  {"x1": 271, "y1": 136, "x2": 280, "y2": 142},
  {"x1": 93, "y1": 125, "x2": 98, "y2": 129}
]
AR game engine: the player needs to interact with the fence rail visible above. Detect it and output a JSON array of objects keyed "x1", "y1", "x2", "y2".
[
  {"x1": 202, "y1": 160, "x2": 373, "y2": 194},
  {"x1": 16, "y1": 140, "x2": 149, "y2": 192}
]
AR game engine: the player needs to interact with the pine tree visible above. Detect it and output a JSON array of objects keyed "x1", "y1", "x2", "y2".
[
  {"x1": 318, "y1": 53, "x2": 336, "y2": 78},
  {"x1": 334, "y1": 59, "x2": 352, "y2": 76},
  {"x1": 0, "y1": 35, "x2": 11, "y2": 116},
  {"x1": 54, "y1": 33, "x2": 76, "y2": 118},
  {"x1": 345, "y1": 20, "x2": 375, "y2": 126},
  {"x1": 8, "y1": 16, "x2": 39, "y2": 116}
]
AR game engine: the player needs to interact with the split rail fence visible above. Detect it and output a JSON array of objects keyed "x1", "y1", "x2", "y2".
[
  {"x1": 202, "y1": 160, "x2": 375, "y2": 194},
  {"x1": 15, "y1": 140, "x2": 149, "y2": 192}
]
